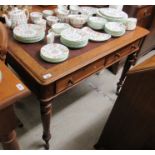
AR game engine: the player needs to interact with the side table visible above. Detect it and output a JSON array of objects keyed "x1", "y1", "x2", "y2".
[{"x1": 0, "y1": 61, "x2": 30, "y2": 149}]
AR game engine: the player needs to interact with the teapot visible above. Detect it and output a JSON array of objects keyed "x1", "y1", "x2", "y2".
[{"x1": 2, "y1": 7, "x2": 29, "y2": 29}]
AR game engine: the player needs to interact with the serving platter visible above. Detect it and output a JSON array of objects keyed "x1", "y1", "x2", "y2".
[
  {"x1": 96, "y1": 9, "x2": 127, "y2": 23},
  {"x1": 82, "y1": 27, "x2": 111, "y2": 42},
  {"x1": 99, "y1": 8, "x2": 128, "y2": 19}
]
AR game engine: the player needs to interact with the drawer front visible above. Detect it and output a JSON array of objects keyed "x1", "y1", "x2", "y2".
[
  {"x1": 56, "y1": 58, "x2": 105, "y2": 93},
  {"x1": 137, "y1": 6, "x2": 154, "y2": 19},
  {"x1": 105, "y1": 40, "x2": 140, "y2": 67}
]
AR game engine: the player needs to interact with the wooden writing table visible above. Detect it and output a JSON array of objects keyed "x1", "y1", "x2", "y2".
[
  {"x1": 0, "y1": 61, "x2": 30, "y2": 149},
  {"x1": 6, "y1": 19, "x2": 149, "y2": 149}
]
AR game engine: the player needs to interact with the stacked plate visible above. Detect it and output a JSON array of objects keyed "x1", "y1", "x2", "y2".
[
  {"x1": 13, "y1": 24, "x2": 45, "y2": 43},
  {"x1": 82, "y1": 27, "x2": 111, "y2": 42},
  {"x1": 51, "y1": 23, "x2": 71, "y2": 36},
  {"x1": 104, "y1": 22, "x2": 126, "y2": 37},
  {"x1": 87, "y1": 16, "x2": 107, "y2": 30},
  {"x1": 97, "y1": 8, "x2": 128, "y2": 23},
  {"x1": 60, "y1": 28, "x2": 89, "y2": 48},
  {"x1": 40, "y1": 43, "x2": 69, "y2": 63}
]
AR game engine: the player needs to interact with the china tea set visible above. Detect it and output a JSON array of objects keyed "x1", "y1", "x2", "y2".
[{"x1": 2, "y1": 5, "x2": 137, "y2": 64}]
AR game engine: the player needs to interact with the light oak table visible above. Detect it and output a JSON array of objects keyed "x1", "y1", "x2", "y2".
[
  {"x1": 0, "y1": 61, "x2": 30, "y2": 149},
  {"x1": 5, "y1": 7, "x2": 149, "y2": 148}
]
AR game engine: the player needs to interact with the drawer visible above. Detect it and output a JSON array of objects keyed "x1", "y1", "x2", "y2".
[
  {"x1": 137, "y1": 6, "x2": 154, "y2": 19},
  {"x1": 56, "y1": 58, "x2": 105, "y2": 93},
  {"x1": 105, "y1": 40, "x2": 140, "y2": 67}
]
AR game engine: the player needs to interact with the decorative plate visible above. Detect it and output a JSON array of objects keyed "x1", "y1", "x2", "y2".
[
  {"x1": 61, "y1": 28, "x2": 88, "y2": 43},
  {"x1": 52, "y1": 23, "x2": 71, "y2": 34},
  {"x1": 13, "y1": 33, "x2": 45, "y2": 43},
  {"x1": 99, "y1": 8, "x2": 128, "y2": 19},
  {"x1": 40, "y1": 43, "x2": 69, "y2": 63},
  {"x1": 104, "y1": 22, "x2": 126, "y2": 34},
  {"x1": 13, "y1": 24, "x2": 45, "y2": 39},
  {"x1": 82, "y1": 27, "x2": 111, "y2": 42},
  {"x1": 87, "y1": 16, "x2": 107, "y2": 30},
  {"x1": 60, "y1": 37, "x2": 88, "y2": 48}
]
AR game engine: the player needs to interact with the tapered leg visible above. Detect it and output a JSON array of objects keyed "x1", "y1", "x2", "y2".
[
  {"x1": 40, "y1": 100, "x2": 52, "y2": 149},
  {"x1": 116, "y1": 52, "x2": 137, "y2": 95},
  {"x1": 0, "y1": 105, "x2": 20, "y2": 150},
  {"x1": 0, "y1": 130, "x2": 20, "y2": 150}
]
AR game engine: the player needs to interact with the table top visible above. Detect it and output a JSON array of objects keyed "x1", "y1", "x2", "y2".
[
  {"x1": 129, "y1": 55, "x2": 155, "y2": 74},
  {"x1": 0, "y1": 61, "x2": 30, "y2": 110},
  {"x1": 7, "y1": 6, "x2": 149, "y2": 86}
]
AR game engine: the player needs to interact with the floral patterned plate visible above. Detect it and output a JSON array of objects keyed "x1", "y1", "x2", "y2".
[
  {"x1": 82, "y1": 27, "x2": 111, "y2": 42},
  {"x1": 61, "y1": 27, "x2": 88, "y2": 43},
  {"x1": 99, "y1": 8, "x2": 128, "y2": 19},
  {"x1": 40, "y1": 43, "x2": 69, "y2": 63},
  {"x1": 13, "y1": 24, "x2": 45, "y2": 39}
]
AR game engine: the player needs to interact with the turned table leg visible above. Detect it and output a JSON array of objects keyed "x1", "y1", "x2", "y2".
[
  {"x1": 0, "y1": 130, "x2": 20, "y2": 150},
  {"x1": 40, "y1": 99, "x2": 52, "y2": 150},
  {"x1": 0, "y1": 105, "x2": 20, "y2": 150},
  {"x1": 116, "y1": 52, "x2": 137, "y2": 95}
]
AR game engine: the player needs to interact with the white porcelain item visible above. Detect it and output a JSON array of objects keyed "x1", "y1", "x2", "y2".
[
  {"x1": 57, "y1": 5, "x2": 68, "y2": 11},
  {"x1": 2, "y1": 7, "x2": 29, "y2": 29},
  {"x1": 82, "y1": 27, "x2": 111, "y2": 42},
  {"x1": 79, "y1": 7, "x2": 97, "y2": 16},
  {"x1": 99, "y1": 8, "x2": 128, "y2": 19},
  {"x1": 104, "y1": 22, "x2": 126, "y2": 33},
  {"x1": 13, "y1": 24, "x2": 45, "y2": 43},
  {"x1": 52, "y1": 23, "x2": 71, "y2": 34},
  {"x1": 55, "y1": 8, "x2": 69, "y2": 22},
  {"x1": 30, "y1": 12, "x2": 43, "y2": 23},
  {"x1": 109, "y1": 5, "x2": 124, "y2": 11},
  {"x1": 69, "y1": 5, "x2": 80, "y2": 14},
  {"x1": 34, "y1": 19, "x2": 47, "y2": 31},
  {"x1": 125, "y1": 18, "x2": 137, "y2": 30},
  {"x1": 87, "y1": 16, "x2": 107, "y2": 30},
  {"x1": 48, "y1": 28, "x2": 60, "y2": 37},
  {"x1": 61, "y1": 28, "x2": 88, "y2": 42},
  {"x1": 46, "y1": 32, "x2": 55, "y2": 44},
  {"x1": 40, "y1": 43, "x2": 69, "y2": 63},
  {"x1": 42, "y1": 10, "x2": 54, "y2": 18},
  {"x1": 46, "y1": 16, "x2": 59, "y2": 26},
  {"x1": 68, "y1": 14, "x2": 88, "y2": 28}
]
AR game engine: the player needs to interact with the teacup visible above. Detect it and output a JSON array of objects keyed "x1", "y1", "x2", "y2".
[
  {"x1": 57, "y1": 5, "x2": 68, "y2": 11},
  {"x1": 30, "y1": 12, "x2": 43, "y2": 23},
  {"x1": 46, "y1": 16, "x2": 59, "y2": 26},
  {"x1": 109, "y1": 5, "x2": 124, "y2": 11},
  {"x1": 46, "y1": 32, "x2": 55, "y2": 44},
  {"x1": 70, "y1": 5, "x2": 79, "y2": 14},
  {"x1": 34, "y1": 19, "x2": 47, "y2": 31},
  {"x1": 68, "y1": 14, "x2": 88, "y2": 28},
  {"x1": 125, "y1": 18, "x2": 137, "y2": 30},
  {"x1": 42, "y1": 10, "x2": 54, "y2": 18},
  {"x1": 55, "y1": 8, "x2": 69, "y2": 23}
]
